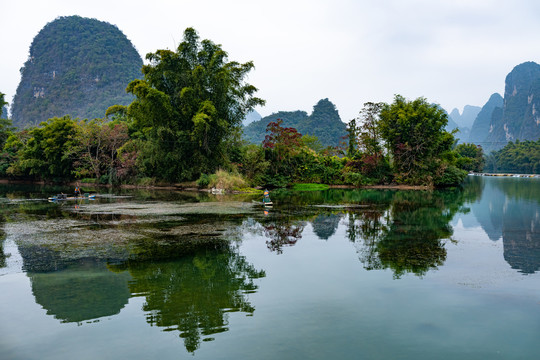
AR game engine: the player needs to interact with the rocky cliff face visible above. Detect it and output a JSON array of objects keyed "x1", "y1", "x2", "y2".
[
  {"x1": 11, "y1": 16, "x2": 142, "y2": 128},
  {"x1": 468, "y1": 93, "x2": 503, "y2": 145},
  {"x1": 481, "y1": 62, "x2": 540, "y2": 152}
]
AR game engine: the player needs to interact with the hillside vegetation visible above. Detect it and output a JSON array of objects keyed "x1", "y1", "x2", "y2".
[
  {"x1": 243, "y1": 98, "x2": 346, "y2": 148},
  {"x1": 11, "y1": 15, "x2": 142, "y2": 128}
]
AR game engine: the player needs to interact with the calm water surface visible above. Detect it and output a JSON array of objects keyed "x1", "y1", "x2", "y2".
[{"x1": 0, "y1": 176, "x2": 539, "y2": 359}]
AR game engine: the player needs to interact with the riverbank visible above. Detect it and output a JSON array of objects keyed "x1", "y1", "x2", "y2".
[{"x1": 0, "y1": 178, "x2": 439, "y2": 192}]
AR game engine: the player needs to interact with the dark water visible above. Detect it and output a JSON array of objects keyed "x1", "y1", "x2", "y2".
[{"x1": 0, "y1": 177, "x2": 539, "y2": 359}]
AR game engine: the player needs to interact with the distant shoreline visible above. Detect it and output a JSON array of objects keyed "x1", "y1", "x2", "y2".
[{"x1": 469, "y1": 173, "x2": 540, "y2": 178}]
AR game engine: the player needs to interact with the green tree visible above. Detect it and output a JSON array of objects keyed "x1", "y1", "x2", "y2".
[
  {"x1": 357, "y1": 102, "x2": 384, "y2": 155},
  {"x1": 455, "y1": 143, "x2": 485, "y2": 172},
  {"x1": 345, "y1": 118, "x2": 359, "y2": 157},
  {"x1": 379, "y1": 95, "x2": 464, "y2": 185},
  {"x1": 126, "y1": 28, "x2": 264, "y2": 182},
  {"x1": 485, "y1": 139, "x2": 540, "y2": 174},
  {"x1": 16, "y1": 116, "x2": 77, "y2": 179},
  {"x1": 69, "y1": 118, "x2": 130, "y2": 183}
]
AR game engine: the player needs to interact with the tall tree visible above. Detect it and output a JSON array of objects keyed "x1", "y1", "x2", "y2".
[
  {"x1": 379, "y1": 95, "x2": 463, "y2": 185},
  {"x1": 126, "y1": 28, "x2": 264, "y2": 181},
  {"x1": 357, "y1": 102, "x2": 384, "y2": 155}
]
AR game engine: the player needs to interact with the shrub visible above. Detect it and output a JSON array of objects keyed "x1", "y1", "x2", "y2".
[
  {"x1": 79, "y1": 178, "x2": 97, "y2": 183},
  {"x1": 137, "y1": 177, "x2": 156, "y2": 187},
  {"x1": 263, "y1": 173, "x2": 290, "y2": 188},
  {"x1": 196, "y1": 173, "x2": 211, "y2": 188},
  {"x1": 434, "y1": 165, "x2": 467, "y2": 187},
  {"x1": 207, "y1": 169, "x2": 248, "y2": 191}
]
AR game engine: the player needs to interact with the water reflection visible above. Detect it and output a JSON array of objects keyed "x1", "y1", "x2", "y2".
[
  {"x1": 312, "y1": 214, "x2": 341, "y2": 240},
  {"x1": 265, "y1": 188, "x2": 473, "y2": 278},
  {"x1": 25, "y1": 256, "x2": 132, "y2": 324},
  {"x1": 110, "y1": 246, "x2": 265, "y2": 353},
  {"x1": 458, "y1": 177, "x2": 540, "y2": 274},
  {"x1": 0, "y1": 216, "x2": 6, "y2": 268},
  {"x1": 261, "y1": 219, "x2": 305, "y2": 254},
  {"x1": 2, "y1": 178, "x2": 539, "y2": 357},
  {"x1": 347, "y1": 189, "x2": 471, "y2": 278},
  {"x1": 17, "y1": 239, "x2": 265, "y2": 352}
]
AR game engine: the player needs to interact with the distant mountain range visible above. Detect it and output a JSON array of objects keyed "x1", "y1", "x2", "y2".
[
  {"x1": 11, "y1": 15, "x2": 142, "y2": 128},
  {"x1": 449, "y1": 105, "x2": 481, "y2": 130},
  {"x1": 449, "y1": 61, "x2": 540, "y2": 153},
  {"x1": 243, "y1": 98, "x2": 346, "y2": 147}
]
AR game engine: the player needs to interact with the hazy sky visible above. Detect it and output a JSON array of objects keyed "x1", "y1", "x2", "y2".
[{"x1": 2, "y1": 0, "x2": 540, "y2": 121}]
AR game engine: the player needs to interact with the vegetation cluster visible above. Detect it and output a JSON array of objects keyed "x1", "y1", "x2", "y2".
[
  {"x1": 0, "y1": 28, "x2": 496, "y2": 189},
  {"x1": 484, "y1": 139, "x2": 540, "y2": 174}
]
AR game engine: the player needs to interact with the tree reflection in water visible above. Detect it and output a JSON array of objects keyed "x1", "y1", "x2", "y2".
[
  {"x1": 263, "y1": 220, "x2": 305, "y2": 254},
  {"x1": 110, "y1": 244, "x2": 265, "y2": 353},
  {"x1": 265, "y1": 187, "x2": 475, "y2": 278},
  {"x1": 349, "y1": 190, "x2": 472, "y2": 278}
]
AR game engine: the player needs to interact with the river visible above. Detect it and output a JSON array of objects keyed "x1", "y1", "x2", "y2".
[{"x1": 0, "y1": 176, "x2": 539, "y2": 359}]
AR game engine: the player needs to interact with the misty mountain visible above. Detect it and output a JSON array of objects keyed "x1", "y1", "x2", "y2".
[
  {"x1": 242, "y1": 109, "x2": 262, "y2": 126},
  {"x1": 468, "y1": 93, "x2": 504, "y2": 145},
  {"x1": 478, "y1": 62, "x2": 540, "y2": 152},
  {"x1": 449, "y1": 105, "x2": 481, "y2": 129},
  {"x1": 11, "y1": 15, "x2": 143, "y2": 128},
  {"x1": 439, "y1": 106, "x2": 467, "y2": 143},
  {"x1": 446, "y1": 105, "x2": 481, "y2": 143},
  {"x1": 243, "y1": 98, "x2": 346, "y2": 147}
]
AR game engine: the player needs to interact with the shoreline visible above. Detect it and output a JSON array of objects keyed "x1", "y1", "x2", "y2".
[
  {"x1": 1, "y1": 173, "x2": 536, "y2": 193},
  {"x1": 469, "y1": 172, "x2": 540, "y2": 178}
]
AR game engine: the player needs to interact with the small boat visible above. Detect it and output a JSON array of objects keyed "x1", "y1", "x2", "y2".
[{"x1": 48, "y1": 193, "x2": 96, "y2": 201}]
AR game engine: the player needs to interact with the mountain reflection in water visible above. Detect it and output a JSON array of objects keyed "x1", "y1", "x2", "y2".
[{"x1": 457, "y1": 176, "x2": 540, "y2": 274}]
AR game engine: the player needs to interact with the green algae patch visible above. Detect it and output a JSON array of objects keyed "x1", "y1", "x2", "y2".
[
  {"x1": 75, "y1": 201, "x2": 256, "y2": 217},
  {"x1": 6, "y1": 199, "x2": 258, "y2": 264},
  {"x1": 292, "y1": 183, "x2": 330, "y2": 191}
]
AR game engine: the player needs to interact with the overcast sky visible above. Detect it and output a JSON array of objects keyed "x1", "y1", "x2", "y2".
[{"x1": 2, "y1": 0, "x2": 540, "y2": 121}]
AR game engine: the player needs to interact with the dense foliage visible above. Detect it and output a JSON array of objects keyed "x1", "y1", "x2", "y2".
[
  {"x1": 455, "y1": 143, "x2": 485, "y2": 172},
  {"x1": 485, "y1": 139, "x2": 540, "y2": 174},
  {"x1": 0, "y1": 92, "x2": 470, "y2": 188},
  {"x1": 11, "y1": 15, "x2": 142, "y2": 128},
  {"x1": 243, "y1": 98, "x2": 346, "y2": 147},
  {"x1": 125, "y1": 27, "x2": 264, "y2": 182},
  {"x1": 378, "y1": 95, "x2": 466, "y2": 186}
]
